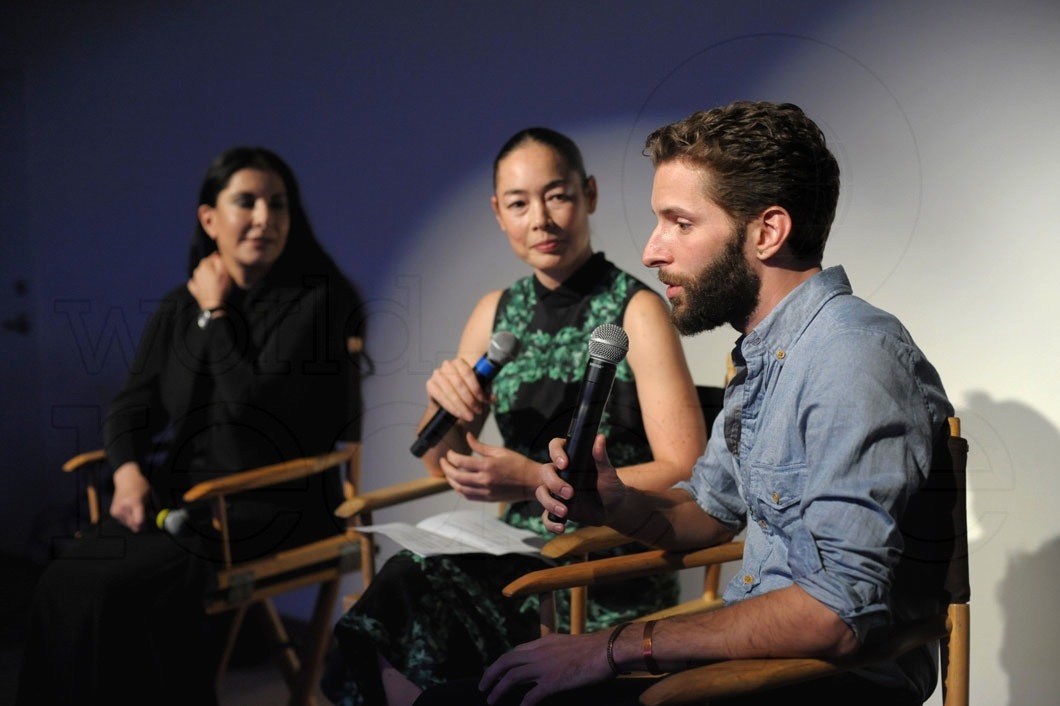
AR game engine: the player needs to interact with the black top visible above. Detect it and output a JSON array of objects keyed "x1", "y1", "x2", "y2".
[{"x1": 103, "y1": 269, "x2": 363, "y2": 540}]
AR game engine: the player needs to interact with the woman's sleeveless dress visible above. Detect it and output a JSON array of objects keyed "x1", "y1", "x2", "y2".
[{"x1": 324, "y1": 253, "x2": 679, "y2": 705}]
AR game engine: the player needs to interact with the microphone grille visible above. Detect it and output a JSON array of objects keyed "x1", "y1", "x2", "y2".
[
  {"x1": 157, "y1": 508, "x2": 190, "y2": 536},
  {"x1": 587, "y1": 323, "x2": 628, "y2": 365},
  {"x1": 488, "y1": 330, "x2": 520, "y2": 365}
]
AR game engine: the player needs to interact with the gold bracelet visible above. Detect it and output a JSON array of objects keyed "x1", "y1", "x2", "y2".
[
  {"x1": 606, "y1": 622, "x2": 633, "y2": 676},
  {"x1": 642, "y1": 619, "x2": 663, "y2": 674}
]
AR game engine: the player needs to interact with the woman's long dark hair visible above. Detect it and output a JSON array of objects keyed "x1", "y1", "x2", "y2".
[{"x1": 189, "y1": 146, "x2": 371, "y2": 369}]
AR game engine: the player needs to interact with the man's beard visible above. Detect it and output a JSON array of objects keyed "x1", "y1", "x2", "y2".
[{"x1": 665, "y1": 227, "x2": 760, "y2": 335}]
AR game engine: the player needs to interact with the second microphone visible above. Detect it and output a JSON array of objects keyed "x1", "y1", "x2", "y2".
[
  {"x1": 548, "y1": 323, "x2": 629, "y2": 524},
  {"x1": 410, "y1": 330, "x2": 520, "y2": 457}
]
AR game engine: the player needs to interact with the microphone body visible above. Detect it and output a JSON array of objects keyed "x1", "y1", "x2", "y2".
[
  {"x1": 548, "y1": 324, "x2": 629, "y2": 524},
  {"x1": 411, "y1": 331, "x2": 519, "y2": 457}
]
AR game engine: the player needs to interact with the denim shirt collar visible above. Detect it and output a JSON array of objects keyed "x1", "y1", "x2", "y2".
[{"x1": 736, "y1": 265, "x2": 852, "y2": 361}]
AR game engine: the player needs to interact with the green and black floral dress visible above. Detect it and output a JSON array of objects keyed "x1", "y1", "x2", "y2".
[{"x1": 323, "y1": 253, "x2": 679, "y2": 705}]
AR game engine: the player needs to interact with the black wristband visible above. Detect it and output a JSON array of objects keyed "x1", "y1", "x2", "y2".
[{"x1": 606, "y1": 622, "x2": 633, "y2": 676}]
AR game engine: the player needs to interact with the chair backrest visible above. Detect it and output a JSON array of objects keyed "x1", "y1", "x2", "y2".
[
  {"x1": 937, "y1": 417, "x2": 971, "y2": 705},
  {"x1": 693, "y1": 385, "x2": 725, "y2": 602}
]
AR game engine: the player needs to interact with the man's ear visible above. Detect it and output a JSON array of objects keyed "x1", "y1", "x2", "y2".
[{"x1": 752, "y1": 206, "x2": 792, "y2": 260}]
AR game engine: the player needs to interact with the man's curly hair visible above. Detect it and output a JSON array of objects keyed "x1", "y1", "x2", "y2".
[{"x1": 644, "y1": 101, "x2": 840, "y2": 265}]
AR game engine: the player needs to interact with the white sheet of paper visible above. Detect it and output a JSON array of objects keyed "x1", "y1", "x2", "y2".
[{"x1": 356, "y1": 509, "x2": 547, "y2": 557}]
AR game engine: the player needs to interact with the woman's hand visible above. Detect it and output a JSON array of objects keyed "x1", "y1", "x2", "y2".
[
  {"x1": 187, "y1": 252, "x2": 232, "y2": 310},
  {"x1": 439, "y1": 432, "x2": 538, "y2": 503},
  {"x1": 479, "y1": 631, "x2": 612, "y2": 706},
  {"x1": 425, "y1": 356, "x2": 490, "y2": 424},
  {"x1": 110, "y1": 462, "x2": 152, "y2": 532}
]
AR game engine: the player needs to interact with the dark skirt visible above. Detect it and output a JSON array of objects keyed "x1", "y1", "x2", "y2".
[
  {"x1": 17, "y1": 502, "x2": 340, "y2": 706},
  {"x1": 16, "y1": 517, "x2": 218, "y2": 706},
  {"x1": 323, "y1": 548, "x2": 679, "y2": 706}
]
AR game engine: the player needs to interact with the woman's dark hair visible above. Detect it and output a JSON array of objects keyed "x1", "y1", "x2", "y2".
[
  {"x1": 189, "y1": 146, "x2": 370, "y2": 366},
  {"x1": 189, "y1": 146, "x2": 339, "y2": 284},
  {"x1": 644, "y1": 101, "x2": 840, "y2": 266},
  {"x1": 492, "y1": 127, "x2": 589, "y2": 189}
]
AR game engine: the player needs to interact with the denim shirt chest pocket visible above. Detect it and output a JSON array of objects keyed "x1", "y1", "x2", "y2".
[{"x1": 747, "y1": 460, "x2": 805, "y2": 539}]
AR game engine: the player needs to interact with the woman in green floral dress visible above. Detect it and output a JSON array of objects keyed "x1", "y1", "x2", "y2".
[{"x1": 323, "y1": 128, "x2": 705, "y2": 706}]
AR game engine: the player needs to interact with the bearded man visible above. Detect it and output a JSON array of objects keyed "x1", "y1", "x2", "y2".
[{"x1": 422, "y1": 101, "x2": 954, "y2": 706}]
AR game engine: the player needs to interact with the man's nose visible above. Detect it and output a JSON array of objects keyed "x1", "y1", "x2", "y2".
[{"x1": 642, "y1": 225, "x2": 667, "y2": 267}]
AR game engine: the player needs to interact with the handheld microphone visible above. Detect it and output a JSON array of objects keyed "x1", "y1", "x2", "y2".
[
  {"x1": 156, "y1": 507, "x2": 192, "y2": 536},
  {"x1": 410, "y1": 330, "x2": 520, "y2": 457},
  {"x1": 548, "y1": 323, "x2": 629, "y2": 524}
]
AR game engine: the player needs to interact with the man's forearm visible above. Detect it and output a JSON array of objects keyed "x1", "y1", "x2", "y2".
[
  {"x1": 606, "y1": 487, "x2": 733, "y2": 551},
  {"x1": 609, "y1": 584, "x2": 859, "y2": 673}
]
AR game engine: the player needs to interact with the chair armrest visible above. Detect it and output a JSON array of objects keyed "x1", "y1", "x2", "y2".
[
  {"x1": 183, "y1": 447, "x2": 359, "y2": 503},
  {"x1": 638, "y1": 612, "x2": 948, "y2": 706},
  {"x1": 641, "y1": 657, "x2": 845, "y2": 706},
  {"x1": 335, "y1": 475, "x2": 452, "y2": 520},
  {"x1": 504, "y1": 541, "x2": 745, "y2": 597},
  {"x1": 540, "y1": 525, "x2": 638, "y2": 559},
  {"x1": 62, "y1": 449, "x2": 107, "y2": 472},
  {"x1": 61, "y1": 449, "x2": 108, "y2": 525}
]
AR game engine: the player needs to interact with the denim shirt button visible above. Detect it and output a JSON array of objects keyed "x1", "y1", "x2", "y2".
[
  {"x1": 772, "y1": 491, "x2": 780, "y2": 503},
  {"x1": 742, "y1": 574, "x2": 754, "y2": 585},
  {"x1": 775, "y1": 349, "x2": 786, "y2": 360}
]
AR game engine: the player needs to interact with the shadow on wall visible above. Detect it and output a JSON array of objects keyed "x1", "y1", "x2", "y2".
[
  {"x1": 1000, "y1": 535, "x2": 1060, "y2": 705},
  {"x1": 962, "y1": 391, "x2": 1060, "y2": 705}
]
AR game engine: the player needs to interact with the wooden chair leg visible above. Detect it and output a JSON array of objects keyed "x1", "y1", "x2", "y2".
[
  {"x1": 943, "y1": 603, "x2": 970, "y2": 706},
  {"x1": 257, "y1": 599, "x2": 308, "y2": 700},
  {"x1": 540, "y1": 590, "x2": 557, "y2": 635},
  {"x1": 290, "y1": 579, "x2": 341, "y2": 706},
  {"x1": 703, "y1": 563, "x2": 721, "y2": 601},
  {"x1": 569, "y1": 585, "x2": 587, "y2": 634},
  {"x1": 216, "y1": 604, "x2": 249, "y2": 691}
]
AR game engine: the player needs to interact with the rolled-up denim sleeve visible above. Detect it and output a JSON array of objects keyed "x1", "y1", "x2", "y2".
[{"x1": 675, "y1": 411, "x2": 747, "y2": 534}]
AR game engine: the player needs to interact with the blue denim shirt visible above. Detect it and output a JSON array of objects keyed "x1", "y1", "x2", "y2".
[{"x1": 676, "y1": 266, "x2": 952, "y2": 698}]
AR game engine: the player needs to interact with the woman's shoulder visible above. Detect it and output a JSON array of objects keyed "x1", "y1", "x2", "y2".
[
  {"x1": 269, "y1": 266, "x2": 361, "y2": 310},
  {"x1": 470, "y1": 288, "x2": 504, "y2": 328},
  {"x1": 604, "y1": 259, "x2": 657, "y2": 297},
  {"x1": 587, "y1": 258, "x2": 662, "y2": 318},
  {"x1": 603, "y1": 264, "x2": 672, "y2": 346},
  {"x1": 125, "y1": 284, "x2": 195, "y2": 346},
  {"x1": 160, "y1": 281, "x2": 193, "y2": 300},
  {"x1": 151, "y1": 283, "x2": 196, "y2": 316}
]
